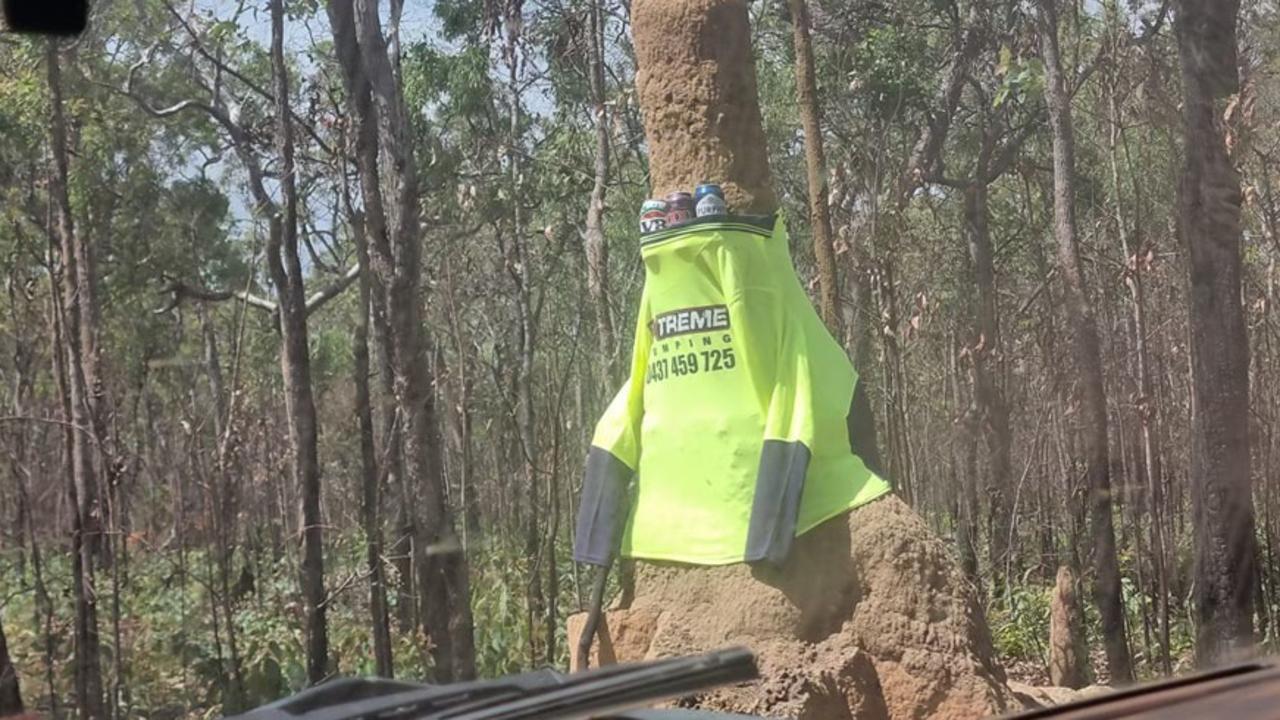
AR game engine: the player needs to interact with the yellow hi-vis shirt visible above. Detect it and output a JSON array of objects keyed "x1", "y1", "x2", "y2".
[{"x1": 573, "y1": 213, "x2": 892, "y2": 567}]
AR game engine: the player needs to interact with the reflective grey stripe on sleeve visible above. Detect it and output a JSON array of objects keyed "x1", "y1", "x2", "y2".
[
  {"x1": 744, "y1": 439, "x2": 810, "y2": 566},
  {"x1": 572, "y1": 447, "x2": 634, "y2": 565}
]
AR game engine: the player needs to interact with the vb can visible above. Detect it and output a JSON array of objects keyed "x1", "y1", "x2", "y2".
[
  {"x1": 640, "y1": 199, "x2": 668, "y2": 234},
  {"x1": 665, "y1": 191, "x2": 694, "y2": 226}
]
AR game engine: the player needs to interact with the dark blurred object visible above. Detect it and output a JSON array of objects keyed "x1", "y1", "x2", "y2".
[
  {"x1": 226, "y1": 646, "x2": 759, "y2": 719},
  {"x1": 1004, "y1": 658, "x2": 1280, "y2": 719},
  {"x1": 2, "y1": 0, "x2": 87, "y2": 35}
]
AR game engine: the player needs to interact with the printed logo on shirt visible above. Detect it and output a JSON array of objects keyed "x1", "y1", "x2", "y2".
[{"x1": 649, "y1": 305, "x2": 730, "y2": 340}]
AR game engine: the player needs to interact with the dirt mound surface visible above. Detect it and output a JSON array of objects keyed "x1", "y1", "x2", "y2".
[
  {"x1": 631, "y1": 0, "x2": 777, "y2": 213},
  {"x1": 571, "y1": 496, "x2": 1015, "y2": 718}
]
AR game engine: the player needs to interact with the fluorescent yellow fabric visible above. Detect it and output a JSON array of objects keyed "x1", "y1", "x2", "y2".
[{"x1": 580, "y1": 213, "x2": 891, "y2": 566}]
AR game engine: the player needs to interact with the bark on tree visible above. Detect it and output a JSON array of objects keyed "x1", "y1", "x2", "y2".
[
  {"x1": 961, "y1": 177, "x2": 1013, "y2": 582},
  {"x1": 353, "y1": 210, "x2": 395, "y2": 678},
  {"x1": 268, "y1": 0, "x2": 329, "y2": 684},
  {"x1": 787, "y1": 0, "x2": 839, "y2": 333},
  {"x1": 584, "y1": 0, "x2": 618, "y2": 384},
  {"x1": 328, "y1": 0, "x2": 477, "y2": 681},
  {"x1": 1173, "y1": 0, "x2": 1257, "y2": 667},
  {"x1": 47, "y1": 37, "x2": 106, "y2": 720},
  {"x1": 1038, "y1": 0, "x2": 1133, "y2": 683},
  {"x1": 0, "y1": 612, "x2": 22, "y2": 717}
]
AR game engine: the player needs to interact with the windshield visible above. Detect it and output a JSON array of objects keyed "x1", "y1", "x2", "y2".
[{"x1": 0, "y1": 0, "x2": 1272, "y2": 718}]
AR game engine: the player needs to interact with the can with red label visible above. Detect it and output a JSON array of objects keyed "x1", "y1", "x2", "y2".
[
  {"x1": 665, "y1": 191, "x2": 694, "y2": 227},
  {"x1": 640, "y1": 199, "x2": 668, "y2": 234}
]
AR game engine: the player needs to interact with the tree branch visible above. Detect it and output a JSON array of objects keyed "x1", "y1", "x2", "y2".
[
  {"x1": 156, "y1": 264, "x2": 360, "y2": 320},
  {"x1": 154, "y1": 278, "x2": 277, "y2": 315},
  {"x1": 162, "y1": 0, "x2": 338, "y2": 157},
  {"x1": 304, "y1": 263, "x2": 360, "y2": 316},
  {"x1": 985, "y1": 117, "x2": 1041, "y2": 183}
]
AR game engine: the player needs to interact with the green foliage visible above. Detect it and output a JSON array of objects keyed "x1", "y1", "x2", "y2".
[
  {"x1": 849, "y1": 25, "x2": 933, "y2": 119},
  {"x1": 994, "y1": 46, "x2": 1045, "y2": 109},
  {"x1": 989, "y1": 583, "x2": 1051, "y2": 666},
  {"x1": 2, "y1": 533, "x2": 588, "y2": 718}
]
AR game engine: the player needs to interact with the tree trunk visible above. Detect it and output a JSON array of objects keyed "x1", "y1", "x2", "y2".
[
  {"x1": 500, "y1": 15, "x2": 546, "y2": 666},
  {"x1": 197, "y1": 302, "x2": 248, "y2": 711},
  {"x1": 584, "y1": 0, "x2": 618, "y2": 384},
  {"x1": 0, "y1": 612, "x2": 21, "y2": 717},
  {"x1": 328, "y1": 0, "x2": 477, "y2": 680},
  {"x1": 788, "y1": 0, "x2": 839, "y2": 333},
  {"x1": 1108, "y1": 67, "x2": 1172, "y2": 674},
  {"x1": 962, "y1": 180, "x2": 1012, "y2": 584},
  {"x1": 47, "y1": 37, "x2": 105, "y2": 720},
  {"x1": 1038, "y1": 0, "x2": 1133, "y2": 683},
  {"x1": 354, "y1": 211, "x2": 395, "y2": 678},
  {"x1": 1174, "y1": 0, "x2": 1257, "y2": 667},
  {"x1": 269, "y1": 0, "x2": 328, "y2": 684}
]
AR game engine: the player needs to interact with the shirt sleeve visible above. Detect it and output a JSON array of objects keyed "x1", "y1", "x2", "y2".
[{"x1": 572, "y1": 283, "x2": 651, "y2": 565}]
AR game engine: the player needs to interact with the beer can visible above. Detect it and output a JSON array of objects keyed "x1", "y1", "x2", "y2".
[
  {"x1": 694, "y1": 182, "x2": 724, "y2": 204},
  {"x1": 695, "y1": 193, "x2": 727, "y2": 217},
  {"x1": 665, "y1": 191, "x2": 694, "y2": 227},
  {"x1": 640, "y1": 198, "x2": 668, "y2": 234}
]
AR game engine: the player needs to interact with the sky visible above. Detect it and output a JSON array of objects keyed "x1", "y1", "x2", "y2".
[{"x1": 187, "y1": 0, "x2": 453, "y2": 250}]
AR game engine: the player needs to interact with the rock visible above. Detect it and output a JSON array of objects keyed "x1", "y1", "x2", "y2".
[{"x1": 568, "y1": 496, "x2": 1016, "y2": 719}]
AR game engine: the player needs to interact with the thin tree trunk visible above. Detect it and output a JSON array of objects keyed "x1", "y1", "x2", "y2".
[
  {"x1": 584, "y1": 0, "x2": 618, "y2": 383},
  {"x1": 1174, "y1": 0, "x2": 1257, "y2": 667},
  {"x1": 1038, "y1": 0, "x2": 1133, "y2": 683},
  {"x1": 197, "y1": 303, "x2": 248, "y2": 711},
  {"x1": 497, "y1": 12, "x2": 547, "y2": 666},
  {"x1": 950, "y1": 325, "x2": 980, "y2": 583},
  {"x1": 353, "y1": 210, "x2": 395, "y2": 678},
  {"x1": 788, "y1": 0, "x2": 839, "y2": 333},
  {"x1": 962, "y1": 179, "x2": 1013, "y2": 585},
  {"x1": 0, "y1": 612, "x2": 22, "y2": 716},
  {"x1": 269, "y1": 0, "x2": 328, "y2": 683},
  {"x1": 1108, "y1": 68, "x2": 1172, "y2": 674},
  {"x1": 47, "y1": 37, "x2": 105, "y2": 720},
  {"x1": 328, "y1": 0, "x2": 476, "y2": 680},
  {"x1": 16, "y1": 438, "x2": 57, "y2": 718}
]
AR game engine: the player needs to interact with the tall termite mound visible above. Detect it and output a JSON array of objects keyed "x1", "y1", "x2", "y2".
[
  {"x1": 631, "y1": 0, "x2": 777, "y2": 212},
  {"x1": 1049, "y1": 566, "x2": 1090, "y2": 689},
  {"x1": 576, "y1": 497, "x2": 1013, "y2": 712},
  {"x1": 571, "y1": 0, "x2": 1018, "y2": 716},
  {"x1": 573, "y1": 496, "x2": 1015, "y2": 718}
]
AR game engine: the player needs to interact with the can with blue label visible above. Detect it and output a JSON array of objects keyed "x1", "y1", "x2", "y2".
[
  {"x1": 694, "y1": 182, "x2": 726, "y2": 217},
  {"x1": 640, "y1": 199, "x2": 669, "y2": 234},
  {"x1": 695, "y1": 193, "x2": 727, "y2": 217}
]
